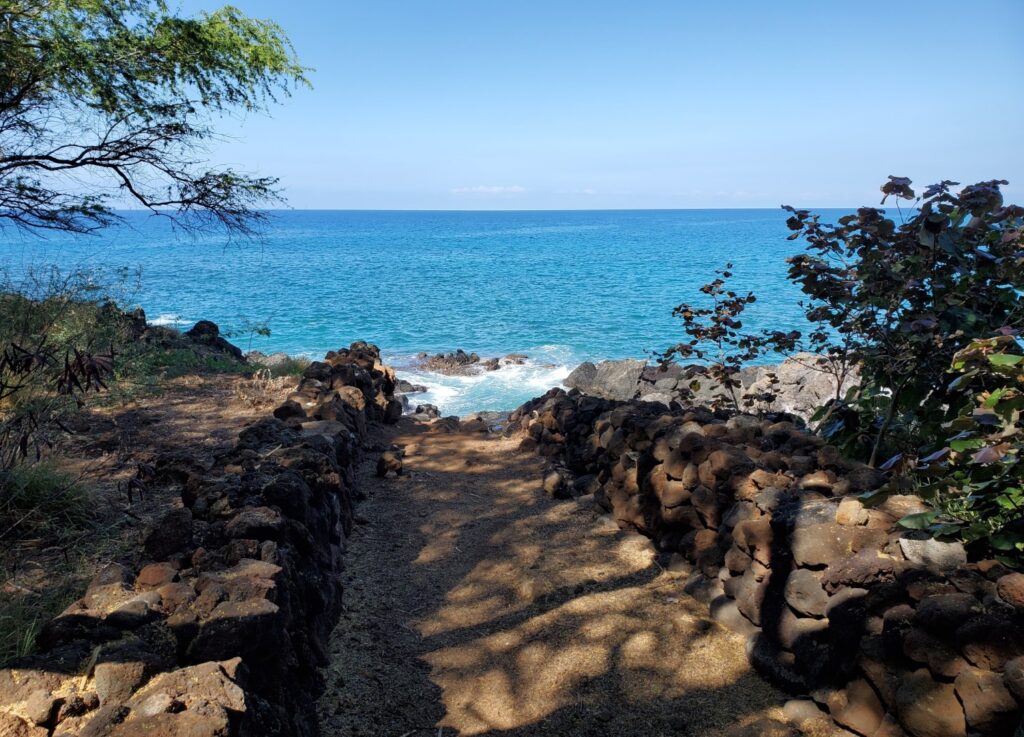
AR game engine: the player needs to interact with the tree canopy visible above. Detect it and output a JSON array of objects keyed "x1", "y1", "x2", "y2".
[{"x1": 0, "y1": 0, "x2": 308, "y2": 235}]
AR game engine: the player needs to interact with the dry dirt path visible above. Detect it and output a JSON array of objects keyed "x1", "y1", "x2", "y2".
[{"x1": 317, "y1": 417, "x2": 792, "y2": 737}]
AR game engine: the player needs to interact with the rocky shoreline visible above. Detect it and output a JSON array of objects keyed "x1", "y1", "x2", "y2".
[
  {"x1": 389, "y1": 347, "x2": 855, "y2": 425},
  {"x1": 563, "y1": 354, "x2": 858, "y2": 424}
]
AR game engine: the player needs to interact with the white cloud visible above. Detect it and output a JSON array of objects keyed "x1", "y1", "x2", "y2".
[{"x1": 451, "y1": 185, "x2": 527, "y2": 194}]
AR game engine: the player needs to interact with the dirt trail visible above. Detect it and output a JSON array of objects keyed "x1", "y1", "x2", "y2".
[{"x1": 318, "y1": 417, "x2": 791, "y2": 737}]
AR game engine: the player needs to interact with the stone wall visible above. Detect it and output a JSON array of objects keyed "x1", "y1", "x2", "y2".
[
  {"x1": 0, "y1": 342, "x2": 402, "y2": 737},
  {"x1": 510, "y1": 387, "x2": 1024, "y2": 737}
]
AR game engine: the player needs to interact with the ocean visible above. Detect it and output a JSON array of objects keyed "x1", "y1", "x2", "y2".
[{"x1": 0, "y1": 209, "x2": 836, "y2": 415}]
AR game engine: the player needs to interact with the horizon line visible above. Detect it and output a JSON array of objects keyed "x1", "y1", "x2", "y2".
[{"x1": 112, "y1": 205, "x2": 868, "y2": 214}]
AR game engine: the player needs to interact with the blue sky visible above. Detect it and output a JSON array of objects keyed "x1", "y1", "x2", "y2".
[{"x1": 184, "y1": 0, "x2": 1024, "y2": 210}]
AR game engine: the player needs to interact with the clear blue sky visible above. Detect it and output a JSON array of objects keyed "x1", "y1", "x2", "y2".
[{"x1": 183, "y1": 0, "x2": 1023, "y2": 210}]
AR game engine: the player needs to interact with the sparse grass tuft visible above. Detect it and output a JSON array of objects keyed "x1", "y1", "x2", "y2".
[
  {"x1": 0, "y1": 463, "x2": 95, "y2": 666},
  {"x1": 0, "y1": 578, "x2": 82, "y2": 666},
  {"x1": 262, "y1": 355, "x2": 310, "y2": 378},
  {"x1": 233, "y1": 368, "x2": 296, "y2": 408},
  {"x1": 0, "y1": 463, "x2": 92, "y2": 543}
]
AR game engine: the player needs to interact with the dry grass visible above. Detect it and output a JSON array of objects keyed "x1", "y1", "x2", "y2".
[
  {"x1": 0, "y1": 371, "x2": 293, "y2": 667},
  {"x1": 232, "y1": 368, "x2": 295, "y2": 408}
]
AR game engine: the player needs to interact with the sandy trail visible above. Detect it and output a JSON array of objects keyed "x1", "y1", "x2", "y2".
[{"x1": 317, "y1": 417, "x2": 789, "y2": 737}]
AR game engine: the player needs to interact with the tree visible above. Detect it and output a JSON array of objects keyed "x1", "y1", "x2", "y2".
[{"x1": 0, "y1": 0, "x2": 308, "y2": 236}]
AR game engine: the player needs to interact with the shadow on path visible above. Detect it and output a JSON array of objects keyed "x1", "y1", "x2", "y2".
[{"x1": 317, "y1": 418, "x2": 790, "y2": 737}]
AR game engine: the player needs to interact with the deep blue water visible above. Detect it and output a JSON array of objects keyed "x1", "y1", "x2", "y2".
[{"x1": 0, "y1": 209, "x2": 834, "y2": 413}]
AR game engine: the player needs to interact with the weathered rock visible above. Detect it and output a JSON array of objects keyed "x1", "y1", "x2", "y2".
[
  {"x1": 135, "y1": 563, "x2": 177, "y2": 591},
  {"x1": 822, "y1": 550, "x2": 896, "y2": 592},
  {"x1": 997, "y1": 573, "x2": 1024, "y2": 610},
  {"x1": 143, "y1": 508, "x2": 193, "y2": 561},
  {"x1": 710, "y1": 597, "x2": 759, "y2": 637},
  {"x1": 745, "y1": 633, "x2": 806, "y2": 692},
  {"x1": 733, "y1": 569, "x2": 771, "y2": 626},
  {"x1": 955, "y1": 666, "x2": 1018, "y2": 733},
  {"x1": 23, "y1": 689, "x2": 59, "y2": 727},
  {"x1": 784, "y1": 569, "x2": 829, "y2": 618},
  {"x1": 914, "y1": 593, "x2": 983, "y2": 636},
  {"x1": 903, "y1": 627, "x2": 967, "y2": 679},
  {"x1": 418, "y1": 349, "x2": 481, "y2": 375},
  {"x1": 898, "y1": 536, "x2": 967, "y2": 575},
  {"x1": 273, "y1": 399, "x2": 306, "y2": 421},
  {"x1": 823, "y1": 678, "x2": 885, "y2": 737},
  {"x1": 0, "y1": 712, "x2": 48, "y2": 737},
  {"x1": 895, "y1": 669, "x2": 966, "y2": 737},
  {"x1": 732, "y1": 518, "x2": 773, "y2": 566},
  {"x1": 743, "y1": 353, "x2": 859, "y2": 423},
  {"x1": 224, "y1": 506, "x2": 284, "y2": 541},
  {"x1": 874, "y1": 714, "x2": 909, "y2": 737},
  {"x1": 1005, "y1": 656, "x2": 1024, "y2": 701},
  {"x1": 376, "y1": 450, "x2": 403, "y2": 477},
  {"x1": 542, "y1": 469, "x2": 571, "y2": 499},
  {"x1": 791, "y1": 523, "x2": 855, "y2": 567},
  {"x1": 776, "y1": 606, "x2": 829, "y2": 651},
  {"x1": 957, "y1": 613, "x2": 1024, "y2": 671},
  {"x1": 186, "y1": 599, "x2": 280, "y2": 664},
  {"x1": 836, "y1": 497, "x2": 868, "y2": 526},
  {"x1": 564, "y1": 359, "x2": 646, "y2": 401}
]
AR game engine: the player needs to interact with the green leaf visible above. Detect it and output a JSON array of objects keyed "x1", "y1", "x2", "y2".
[
  {"x1": 948, "y1": 370, "x2": 978, "y2": 392},
  {"x1": 990, "y1": 531, "x2": 1024, "y2": 551},
  {"x1": 950, "y1": 437, "x2": 985, "y2": 452},
  {"x1": 989, "y1": 354, "x2": 1024, "y2": 367},
  {"x1": 984, "y1": 387, "x2": 1009, "y2": 408},
  {"x1": 899, "y1": 511, "x2": 938, "y2": 530}
]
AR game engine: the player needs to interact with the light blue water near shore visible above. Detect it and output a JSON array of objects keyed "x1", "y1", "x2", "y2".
[{"x1": 0, "y1": 209, "x2": 839, "y2": 414}]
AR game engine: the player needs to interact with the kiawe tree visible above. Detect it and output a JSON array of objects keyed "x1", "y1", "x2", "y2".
[{"x1": 0, "y1": 0, "x2": 308, "y2": 236}]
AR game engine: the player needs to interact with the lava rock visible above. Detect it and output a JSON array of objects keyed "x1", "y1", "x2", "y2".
[{"x1": 895, "y1": 669, "x2": 966, "y2": 737}]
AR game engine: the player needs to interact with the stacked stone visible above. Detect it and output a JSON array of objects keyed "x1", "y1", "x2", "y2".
[
  {"x1": 510, "y1": 387, "x2": 1024, "y2": 737},
  {"x1": 0, "y1": 342, "x2": 400, "y2": 737}
]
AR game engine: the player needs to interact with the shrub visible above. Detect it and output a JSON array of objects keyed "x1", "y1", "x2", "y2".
[
  {"x1": 865, "y1": 335, "x2": 1024, "y2": 564},
  {"x1": 779, "y1": 177, "x2": 1024, "y2": 465},
  {"x1": 659, "y1": 264, "x2": 773, "y2": 412},
  {"x1": 0, "y1": 269, "x2": 133, "y2": 469}
]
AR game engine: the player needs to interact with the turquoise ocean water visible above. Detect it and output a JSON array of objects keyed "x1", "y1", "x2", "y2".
[{"x1": 0, "y1": 209, "x2": 841, "y2": 414}]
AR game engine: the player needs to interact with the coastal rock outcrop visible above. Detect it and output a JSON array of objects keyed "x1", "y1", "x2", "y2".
[
  {"x1": 564, "y1": 359, "x2": 646, "y2": 401},
  {"x1": 0, "y1": 342, "x2": 399, "y2": 737},
  {"x1": 507, "y1": 387, "x2": 1022, "y2": 737},
  {"x1": 563, "y1": 354, "x2": 858, "y2": 422},
  {"x1": 414, "y1": 349, "x2": 532, "y2": 376},
  {"x1": 184, "y1": 319, "x2": 245, "y2": 361}
]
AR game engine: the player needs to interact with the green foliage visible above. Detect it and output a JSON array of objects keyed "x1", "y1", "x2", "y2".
[
  {"x1": 660, "y1": 264, "x2": 772, "y2": 412},
  {"x1": 877, "y1": 336, "x2": 1024, "y2": 564},
  {"x1": 0, "y1": 269, "x2": 138, "y2": 468},
  {"x1": 779, "y1": 177, "x2": 1024, "y2": 465},
  {"x1": 0, "y1": 0, "x2": 308, "y2": 234}
]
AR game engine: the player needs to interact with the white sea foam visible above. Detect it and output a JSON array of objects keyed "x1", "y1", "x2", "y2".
[
  {"x1": 149, "y1": 313, "x2": 192, "y2": 327},
  {"x1": 391, "y1": 347, "x2": 574, "y2": 416}
]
